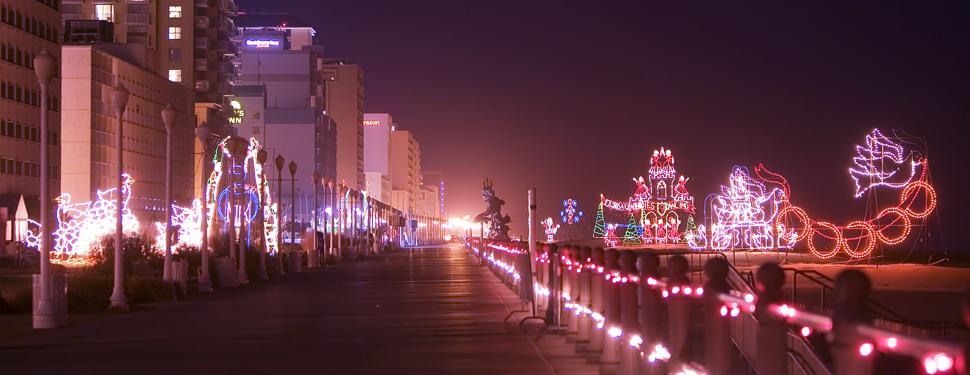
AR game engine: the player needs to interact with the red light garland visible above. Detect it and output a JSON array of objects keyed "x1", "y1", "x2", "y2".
[{"x1": 758, "y1": 129, "x2": 937, "y2": 259}]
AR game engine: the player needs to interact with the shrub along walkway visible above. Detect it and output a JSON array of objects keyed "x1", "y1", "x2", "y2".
[{"x1": 0, "y1": 245, "x2": 558, "y2": 374}]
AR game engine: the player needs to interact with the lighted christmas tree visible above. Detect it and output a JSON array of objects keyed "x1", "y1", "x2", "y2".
[
  {"x1": 593, "y1": 202, "x2": 606, "y2": 237},
  {"x1": 622, "y1": 214, "x2": 642, "y2": 245},
  {"x1": 685, "y1": 215, "x2": 697, "y2": 234}
]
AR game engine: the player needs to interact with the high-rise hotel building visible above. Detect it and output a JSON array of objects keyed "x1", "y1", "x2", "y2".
[{"x1": 0, "y1": 0, "x2": 63, "y2": 244}]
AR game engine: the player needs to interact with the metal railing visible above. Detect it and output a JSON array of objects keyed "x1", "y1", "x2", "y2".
[{"x1": 466, "y1": 239, "x2": 965, "y2": 375}]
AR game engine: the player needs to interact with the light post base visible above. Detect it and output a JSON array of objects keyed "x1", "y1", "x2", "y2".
[
  {"x1": 238, "y1": 269, "x2": 249, "y2": 285},
  {"x1": 108, "y1": 294, "x2": 129, "y2": 313},
  {"x1": 32, "y1": 301, "x2": 58, "y2": 329},
  {"x1": 307, "y1": 250, "x2": 319, "y2": 269},
  {"x1": 257, "y1": 253, "x2": 269, "y2": 280},
  {"x1": 198, "y1": 274, "x2": 213, "y2": 293},
  {"x1": 217, "y1": 257, "x2": 239, "y2": 288}
]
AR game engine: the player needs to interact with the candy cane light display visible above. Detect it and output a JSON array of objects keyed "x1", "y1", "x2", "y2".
[
  {"x1": 560, "y1": 198, "x2": 583, "y2": 225},
  {"x1": 23, "y1": 174, "x2": 140, "y2": 265},
  {"x1": 596, "y1": 147, "x2": 696, "y2": 246},
  {"x1": 763, "y1": 128, "x2": 936, "y2": 259}
]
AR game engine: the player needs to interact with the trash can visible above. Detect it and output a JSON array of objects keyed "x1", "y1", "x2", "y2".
[
  {"x1": 33, "y1": 267, "x2": 67, "y2": 327},
  {"x1": 288, "y1": 251, "x2": 303, "y2": 273},
  {"x1": 216, "y1": 257, "x2": 239, "y2": 287}
]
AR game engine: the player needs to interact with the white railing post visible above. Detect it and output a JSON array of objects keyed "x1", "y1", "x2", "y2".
[
  {"x1": 704, "y1": 258, "x2": 732, "y2": 375},
  {"x1": 754, "y1": 262, "x2": 788, "y2": 375},
  {"x1": 565, "y1": 246, "x2": 581, "y2": 338},
  {"x1": 600, "y1": 249, "x2": 621, "y2": 373},
  {"x1": 589, "y1": 247, "x2": 606, "y2": 355},
  {"x1": 576, "y1": 246, "x2": 593, "y2": 345},
  {"x1": 637, "y1": 253, "x2": 662, "y2": 375},
  {"x1": 831, "y1": 269, "x2": 874, "y2": 375},
  {"x1": 544, "y1": 243, "x2": 560, "y2": 327},
  {"x1": 667, "y1": 255, "x2": 690, "y2": 368},
  {"x1": 618, "y1": 250, "x2": 640, "y2": 375}
]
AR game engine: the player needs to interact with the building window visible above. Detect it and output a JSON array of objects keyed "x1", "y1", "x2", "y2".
[
  {"x1": 168, "y1": 69, "x2": 182, "y2": 82},
  {"x1": 168, "y1": 6, "x2": 182, "y2": 18},
  {"x1": 168, "y1": 27, "x2": 181, "y2": 40},
  {"x1": 94, "y1": 4, "x2": 114, "y2": 22},
  {"x1": 168, "y1": 48, "x2": 181, "y2": 61}
]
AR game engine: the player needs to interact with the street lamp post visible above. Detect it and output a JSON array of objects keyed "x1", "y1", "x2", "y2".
[
  {"x1": 321, "y1": 177, "x2": 330, "y2": 267},
  {"x1": 32, "y1": 50, "x2": 57, "y2": 328},
  {"x1": 161, "y1": 105, "x2": 175, "y2": 283},
  {"x1": 274, "y1": 154, "x2": 285, "y2": 275},
  {"x1": 109, "y1": 80, "x2": 130, "y2": 312},
  {"x1": 311, "y1": 171, "x2": 320, "y2": 268},
  {"x1": 256, "y1": 149, "x2": 269, "y2": 280},
  {"x1": 288, "y1": 161, "x2": 297, "y2": 266},
  {"x1": 328, "y1": 180, "x2": 335, "y2": 264},
  {"x1": 196, "y1": 124, "x2": 213, "y2": 292},
  {"x1": 337, "y1": 182, "x2": 344, "y2": 262}
]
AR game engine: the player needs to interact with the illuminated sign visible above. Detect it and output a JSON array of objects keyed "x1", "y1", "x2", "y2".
[
  {"x1": 244, "y1": 39, "x2": 281, "y2": 48},
  {"x1": 228, "y1": 100, "x2": 244, "y2": 124},
  {"x1": 363, "y1": 120, "x2": 383, "y2": 126}
]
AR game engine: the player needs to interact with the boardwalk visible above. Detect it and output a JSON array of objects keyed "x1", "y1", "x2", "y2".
[{"x1": 0, "y1": 245, "x2": 558, "y2": 374}]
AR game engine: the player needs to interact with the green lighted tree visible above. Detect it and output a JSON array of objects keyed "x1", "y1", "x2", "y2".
[
  {"x1": 593, "y1": 202, "x2": 606, "y2": 237},
  {"x1": 622, "y1": 213, "x2": 641, "y2": 245},
  {"x1": 685, "y1": 215, "x2": 697, "y2": 233}
]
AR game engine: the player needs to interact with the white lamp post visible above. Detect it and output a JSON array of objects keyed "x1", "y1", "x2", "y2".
[
  {"x1": 196, "y1": 123, "x2": 213, "y2": 292},
  {"x1": 311, "y1": 171, "x2": 320, "y2": 268},
  {"x1": 256, "y1": 149, "x2": 269, "y2": 280},
  {"x1": 161, "y1": 105, "x2": 175, "y2": 282},
  {"x1": 32, "y1": 49, "x2": 57, "y2": 328},
  {"x1": 109, "y1": 80, "x2": 130, "y2": 312}
]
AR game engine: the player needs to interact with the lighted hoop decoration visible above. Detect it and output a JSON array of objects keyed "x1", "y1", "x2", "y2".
[
  {"x1": 206, "y1": 137, "x2": 279, "y2": 253},
  {"x1": 759, "y1": 128, "x2": 936, "y2": 259},
  {"x1": 596, "y1": 147, "x2": 696, "y2": 246},
  {"x1": 23, "y1": 174, "x2": 140, "y2": 265}
]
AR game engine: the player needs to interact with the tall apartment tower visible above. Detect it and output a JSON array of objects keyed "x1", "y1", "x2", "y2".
[
  {"x1": 422, "y1": 171, "x2": 445, "y2": 218},
  {"x1": 0, "y1": 0, "x2": 63, "y2": 244},
  {"x1": 389, "y1": 130, "x2": 420, "y2": 214},
  {"x1": 234, "y1": 25, "x2": 337, "y2": 223},
  {"x1": 362, "y1": 113, "x2": 392, "y2": 203},
  {"x1": 60, "y1": 44, "x2": 196, "y2": 220},
  {"x1": 60, "y1": 0, "x2": 238, "y2": 104},
  {"x1": 321, "y1": 60, "x2": 364, "y2": 190}
]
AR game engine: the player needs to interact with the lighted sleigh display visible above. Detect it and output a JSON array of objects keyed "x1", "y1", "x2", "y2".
[{"x1": 687, "y1": 129, "x2": 937, "y2": 259}]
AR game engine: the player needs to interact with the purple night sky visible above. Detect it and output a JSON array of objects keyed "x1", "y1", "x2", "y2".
[{"x1": 238, "y1": 1, "x2": 969, "y2": 251}]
